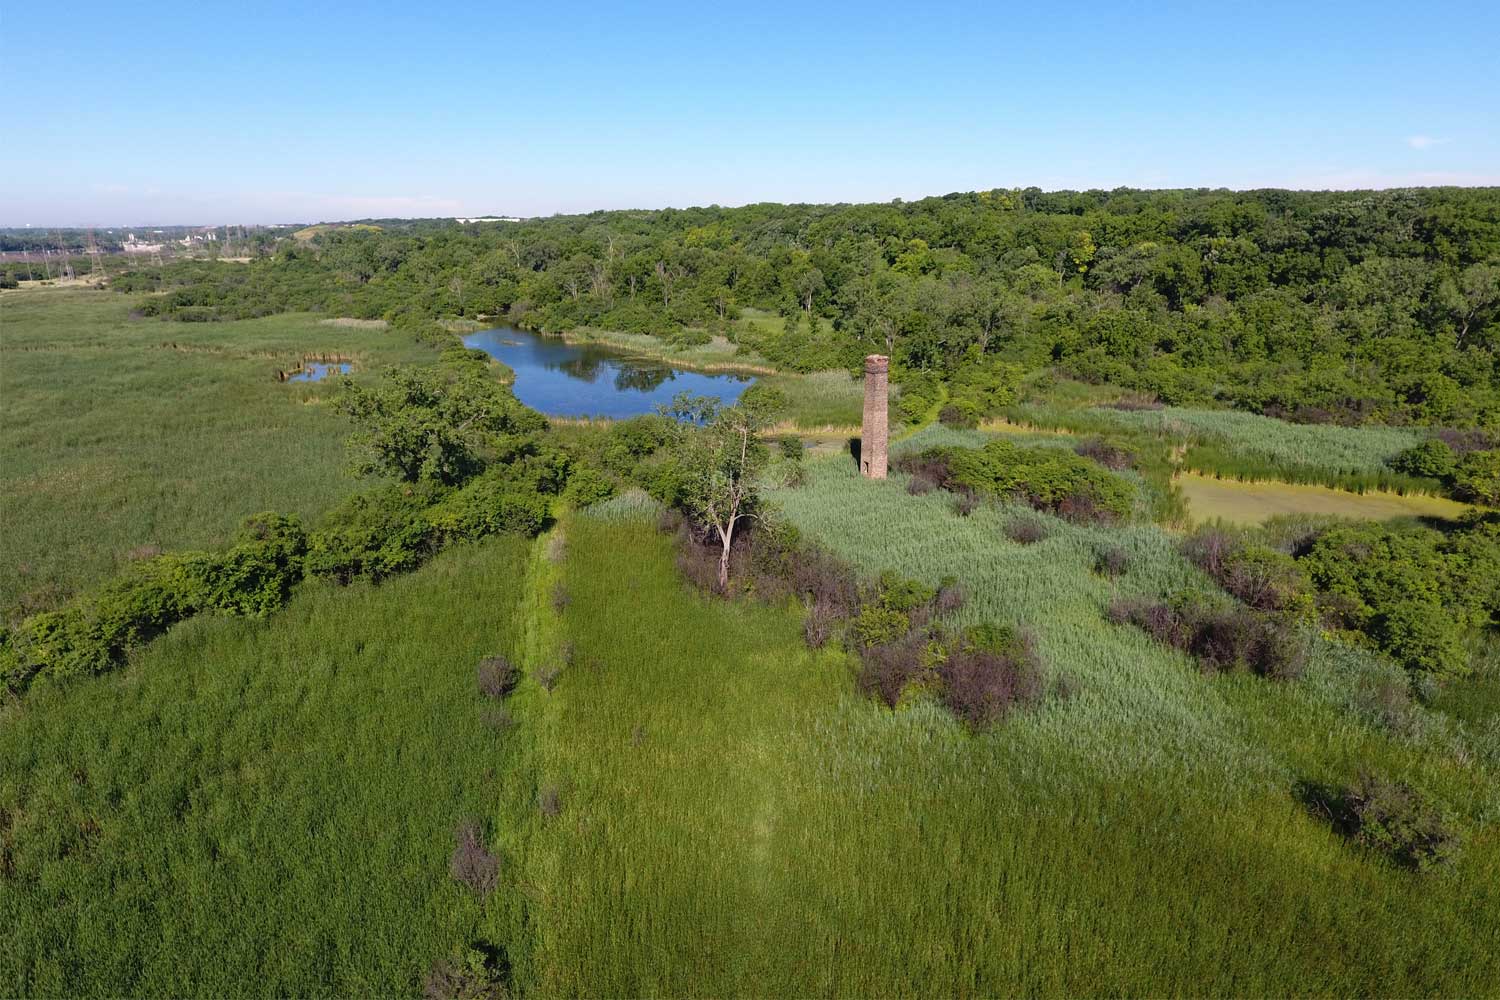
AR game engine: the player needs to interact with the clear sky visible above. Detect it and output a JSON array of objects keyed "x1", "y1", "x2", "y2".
[{"x1": 3, "y1": 0, "x2": 1497, "y2": 225}]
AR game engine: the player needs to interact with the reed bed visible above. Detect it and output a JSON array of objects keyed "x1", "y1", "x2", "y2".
[{"x1": 0, "y1": 538, "x2": 533, "y2": 997}]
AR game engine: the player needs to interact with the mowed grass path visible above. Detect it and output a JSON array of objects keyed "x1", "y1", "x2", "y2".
[
  {"x1": 501, "y1": 513, "x2": 1500, "y2": 995},
  {"x1": 0, "y1": 287, "x2": 434, "y2": 615},
  {"x1": 1, "y1": 537, "x2": 531, "y2": 997}
]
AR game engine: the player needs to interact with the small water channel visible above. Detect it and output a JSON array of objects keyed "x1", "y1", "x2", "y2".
[
  {"x1": 288, "y1": 362, "x2": 352, "y2": 382},
  {"x1": 462, "y1": 326, "x2": 751, "y2": 419}
]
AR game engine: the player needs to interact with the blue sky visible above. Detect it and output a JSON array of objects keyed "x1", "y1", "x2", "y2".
[{"x1": 3, "y1": 0, "x2": 1497, "y2": 225}]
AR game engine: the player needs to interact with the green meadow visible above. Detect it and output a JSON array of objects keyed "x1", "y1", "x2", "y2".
[
  {"x1": 472, "y1": 503, "x2": 1498, "y2": 995},
  {"x1": 0, "y1": 287, "x2": 434, "y2": 617},
  {"x1": 0, "y1": 536, "x2": 531, "y2": 997}
]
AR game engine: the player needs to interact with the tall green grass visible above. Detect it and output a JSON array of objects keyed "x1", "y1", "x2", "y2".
[
  {"x1": 494, "y1": 509, "x2": 1500, "y2": 995},
  {"x1": 1003, "y1": 402, "x2": 1440, "y2": 494},
  {"x1": 0, "y1": 287, "x2": 436, "y2": 616},
  {"x1": 0, "y1": 536, "x2": 532, "y2": 997}
]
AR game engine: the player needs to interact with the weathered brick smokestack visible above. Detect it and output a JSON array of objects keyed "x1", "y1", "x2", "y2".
[{"x1": 861, "y1": 354, "x2": 889, "y2": 479}]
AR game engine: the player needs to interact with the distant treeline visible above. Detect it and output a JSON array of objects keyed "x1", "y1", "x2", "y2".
[{"x1": 116, "y1": 187, "x2": 1500, "y2": 426}]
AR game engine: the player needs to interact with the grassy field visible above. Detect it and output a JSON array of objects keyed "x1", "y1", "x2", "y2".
[
  {"x1": 1178, "y1": 471, "x2": 1479, "y2": 525},
  {"x1": 0, "y1": 286, "x2": 435, "y2": 617},
  {"x1": 762, "y1": 369, "x2": 879, "y2": 432},
  {"x1": 474, "y1": 505, "x2": 1500, "y2": 995},
  {"x1": 0, "y1": 536, "x2": 532, "y2": 997}
]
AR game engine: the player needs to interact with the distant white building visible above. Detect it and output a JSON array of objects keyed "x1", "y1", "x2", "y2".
[{"x1": 455, "y1": 216, "x2": 524, "y2": 224}]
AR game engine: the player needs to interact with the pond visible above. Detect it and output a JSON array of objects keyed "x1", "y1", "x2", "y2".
[
  {"x1": 288, "y1": 362, "x2": 352, "y2": 382},
  {"x1": 462, "y1": 326, "x2": 752, "y2": 419}
]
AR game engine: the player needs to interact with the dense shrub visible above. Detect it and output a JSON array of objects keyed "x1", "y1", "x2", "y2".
[
  {"x1": 1304, "y1": 772, "x2": 1461, "y2": 872},
  {"x1": 1387, "y1": 439, "x2": 1457, "y2": 479},
  {"x1": 200, "y1": 513, "x2": 308, "y2": 616},
  {"x1": 561, "y1": 466, "x2": 616, "y2": 507},
  {"x1": 1107, "y1": 594, "x2": 1306, "y2": 679},
  {"x1": 854, "y1": 606, "x2": 911, "y2": 648},
  {"x1": 1452, "y1": 449, "x2": 1500, "y2": 504},
  {"x1": 2, "y1": 513, "x2": 309, "y2": 693},
  {"x1": 1005, "y1": 517, "x2": 1049, "y2": 545},
  {"x1": 306, "y1": 485, "x2": 440, "y2": 584},
  {"x1": 1299, "y1": 520, "x2": 1497, "y2": 677},
  {"x1": 1074, "y1": 437, "x2": 1135, "y2": 471},
  {"x1": 906, "y1": 474, "x2": 937, "y2": 495},
  {"x1": 905, "y1": 441, "x2": 1133, "y2": 523},
  {"x1": 478, "y1": 656, "x2": 520, "y2": 700},
  {"x1": 937, "y1": 629, "x2": 1044, "y2": 730},
  {"x1": 938, "y1": 402, "x2": 980, "y2": 429},
  {"x1": 857, "y1": 633, "x2": 929, "y2": 707},
  {"x1": 449, "y1": 820, "x2": 499, "y2": 897},
  {"x1": 1182, "y1": 528, "x2": 1313, "y2": 615},
  {"x1": 422, "y1": 947, "x2": 511, "y2": 1000}
]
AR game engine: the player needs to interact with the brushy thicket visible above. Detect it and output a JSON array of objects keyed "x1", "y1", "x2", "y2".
[
  {"x1": 1106, "y1": 593, "x2": 1307, "y2": 680},
  {"x1": 666, "y1": 512, "x2": 1048, "y2": 731},
  {"x1": 895, "y1": 438, "x2": 1134, "y2": 523},
  {"x1": 1302, "y1": 771, "x2": 1463, "y2": 873}
]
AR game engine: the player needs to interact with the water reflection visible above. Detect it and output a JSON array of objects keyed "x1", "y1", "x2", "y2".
[{"x1": 462, "y1": 326, "x2": 751, "y2": 418}]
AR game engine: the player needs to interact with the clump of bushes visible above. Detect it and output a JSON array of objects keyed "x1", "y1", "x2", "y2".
[
  {"x1": 1107, "y1": 593, "x2": 1306, "y2": 680},
  {"x1": 937, "y1": 626, "x2": 1044, "y2": 729},
  {"x1": 857, "y1": 632, "x2": 931, "y2": 708},
  {"x1": 1387, "y1": 437, "x2": 1500, "y2": 503},
  {"x1": 1004, "y1": 517, "x2": 1049, "y2": 545},
  {"x1": 1094, "y1": 546, "x2": 1130, "y2": 578},
  {"x1": 1298, "y1": 516, "x2": 1499, "y2": 678},
  {"x1": 477, "y1": 656, "x2": 520, "y2": 700},
  {"x1": 1303, "y1": 771, "x2": 1461, "y2": 872},
  {"x1": 1074, "y1": 437, "x2": 1135, "y2": 471},
  {"x1": 895, "y1": 440, "x2": 1133, "y2": 523},
  {"x1": 422, "y1": 946, "x2": 511, "y2": 1000},
  {"x1": 449, "y1": 820, "x2": 499, "y2": 897},
  {"x1": 668, "y1": 522, "x2": 1040, "y2": 730},
  {"x1": 938, "y1": 402, "x2": 979, "y2": 429},
  {"x1": 1181, "y1": 527, "x2": 1313, "y2": 616}
]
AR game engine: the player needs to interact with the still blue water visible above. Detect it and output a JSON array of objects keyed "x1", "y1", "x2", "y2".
[
  {"x1": 289, "y1": 362, "x2": 352, "y2": 382},
  {"x1": 462, "y1": 326, "x2": 752, "y2": 418}
]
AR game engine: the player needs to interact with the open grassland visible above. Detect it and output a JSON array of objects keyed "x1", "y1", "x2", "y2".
[
  {"x1": 491, "y1": 510, "x2": 1499, "y2": 995},
  {"x1": 0, "y1": 536, "x2": 531, "y2": 997},
  {"x1": 1178, "y1": 471, "x2": 1479, "y2": 525},
  {"x1": 0, "y1": 287, "x2": 434, "y2": 616}
]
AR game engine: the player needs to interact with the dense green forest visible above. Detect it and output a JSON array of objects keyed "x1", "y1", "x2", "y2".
[{"x1": 119, "y1": 187, "x2": 1500, "y2": 426}]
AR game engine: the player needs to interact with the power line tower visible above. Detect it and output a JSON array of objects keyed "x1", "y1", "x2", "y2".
[
  {"x1": 54, "y1": 230, "x2": 74, "y2": 280},
  {"x1": 87, "y1": 228, "x2": 105, "y2": 281}
]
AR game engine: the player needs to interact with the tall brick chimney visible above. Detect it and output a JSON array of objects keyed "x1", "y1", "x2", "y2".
[{"x1": 861, "y1": 354, "x2": 889, "y2": 479}]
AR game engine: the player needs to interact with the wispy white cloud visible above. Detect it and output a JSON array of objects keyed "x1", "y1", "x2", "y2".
[{"x1": 1406, "y1": 135, "x2": 1450, "y2": 150}]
